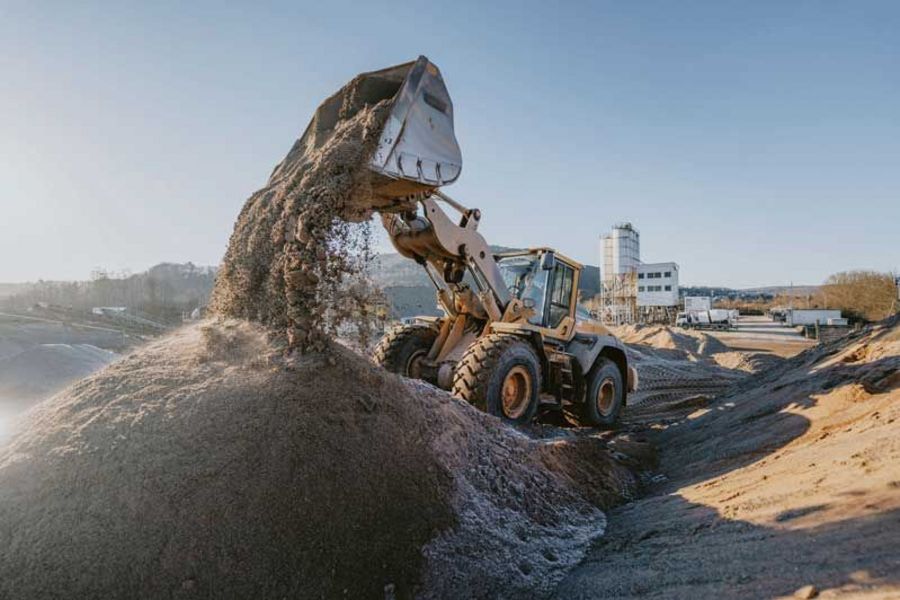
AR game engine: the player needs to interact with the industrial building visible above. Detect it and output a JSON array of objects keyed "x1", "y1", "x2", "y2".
[
  {"x1": 637, "y1": 262, "x2": 679, "y2": 307},
  {"x1": 598, "y1": 223, "x2": 679, "y2": 325}
]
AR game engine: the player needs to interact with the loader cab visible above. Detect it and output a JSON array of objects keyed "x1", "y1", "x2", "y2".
[{"x1": 496, "y1": 249, "x2": 581, "y2": 339}]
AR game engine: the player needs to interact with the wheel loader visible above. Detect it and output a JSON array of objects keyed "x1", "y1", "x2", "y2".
[{"x1": 348, "y1": 56, "x2": 637, "y2": 426}]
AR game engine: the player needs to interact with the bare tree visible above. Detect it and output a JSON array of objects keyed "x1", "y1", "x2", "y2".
[{"x1": 819, "y1": 270, "x2": 897, "y2": 322}]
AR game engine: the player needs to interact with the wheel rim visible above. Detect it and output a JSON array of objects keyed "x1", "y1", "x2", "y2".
[
  {"x1": 596, "y1": 379, "x2": 616, "y2": 416},
  {"x1": 405, "y1": 349, "x2": 427, "y2": 379},
  {"x1": 501, "y1": 365, "x2": 532, "y2": 419}
]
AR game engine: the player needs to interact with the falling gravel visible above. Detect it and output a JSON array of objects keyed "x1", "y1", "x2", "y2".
[{"x1": 210, "y1": 61, "x2": 424, "y2": 351}]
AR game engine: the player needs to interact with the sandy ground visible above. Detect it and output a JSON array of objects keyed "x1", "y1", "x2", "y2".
[
  {"x1": 555, "y1": 316, "x2": 900, "y2": 599},
  {"x1": 0, "y1": 312, "x2": 894, "y2": 598}
]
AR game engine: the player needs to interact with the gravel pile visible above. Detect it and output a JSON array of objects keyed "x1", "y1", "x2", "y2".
[{"x1": 0, "y1": 320, "x2": 650, "y2": 599}]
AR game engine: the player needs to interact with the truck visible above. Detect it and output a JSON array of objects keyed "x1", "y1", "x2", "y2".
[{"x1": 676, "y1": 309, "x2": 736, "y2": 330}]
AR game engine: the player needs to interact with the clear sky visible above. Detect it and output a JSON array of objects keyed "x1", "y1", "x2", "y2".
[{"x1": 1, "y1": 1, "x2": 898, "y2": 287}]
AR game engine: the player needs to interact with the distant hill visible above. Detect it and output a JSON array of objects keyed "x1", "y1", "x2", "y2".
[
  {"x1": 1, "y1": 263, "x2": 218, "y2": 325},
  {"x1": 680, "y1": 285, "x2": 821, "y2": 301},
  {"x1": 1, "y1": 253, "x2": 602, "y2": 322},
  {"x1": 5, "y1": 258, "x2": 819, "y2": 322},
  {"x1": 737, "y1": 285, "x2": 820, "y2": 297}
]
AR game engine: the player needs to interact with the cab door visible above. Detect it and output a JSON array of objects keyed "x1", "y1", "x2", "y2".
[{"x1": 543, "y1": 260, "x2": 578, "y2": 339}]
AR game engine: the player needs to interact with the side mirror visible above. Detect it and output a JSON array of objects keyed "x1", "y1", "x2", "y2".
[{"x1": 540, "y1": 251, "x2": 556, "y2": 271}]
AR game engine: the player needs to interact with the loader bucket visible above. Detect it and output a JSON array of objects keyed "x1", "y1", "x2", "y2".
[
  {"x1": 267, "y1": 56, "x2": 461, "y2": 218},
  {"x1": 368, "y1": 56, "x2": 462, "y2": 193}
]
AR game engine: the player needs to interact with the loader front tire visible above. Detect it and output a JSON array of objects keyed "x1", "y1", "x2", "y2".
[
  {"x1": 576, "y1": 358, "x2": 624, "y2": 428},
  {"x1": 453, "y1": 334, "x2": 541, "y2": 425},
  {"x1": 372, "y1": 324, "x2": 437, "y2": 379}
]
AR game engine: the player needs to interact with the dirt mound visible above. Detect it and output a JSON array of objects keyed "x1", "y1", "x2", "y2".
[
  {"x1": 0, "y1": 320, "x2": 649, "y2": 599},
  {"x1": 210, "y1": 62, "x2": 425, "y2": 351},
  {"x1": 557, "y1": 314, "x2": 900, "y2": 598},
  {"x1": 614, "y1": 324, "x2": 729, "y2": 359},
  {"x1": 711, "y1": 350, "x2": 785, "y2": 374}
]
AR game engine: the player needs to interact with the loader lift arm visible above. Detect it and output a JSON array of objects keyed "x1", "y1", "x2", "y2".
[{"x1": 382, "y1": 192, "x2": 512, "y2": 322}]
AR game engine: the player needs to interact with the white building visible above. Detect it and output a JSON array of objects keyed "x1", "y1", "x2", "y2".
[
  {"x1": 637, "y1": 262, "x2": 679, "y2": 307},
  {"x1": 598, "y1": 222, "x2": 680, "y2": 324}
]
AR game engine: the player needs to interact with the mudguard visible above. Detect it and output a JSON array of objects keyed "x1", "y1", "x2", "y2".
[{"x1": 566, "y1": 333, "x2": 637, "y2": 394}]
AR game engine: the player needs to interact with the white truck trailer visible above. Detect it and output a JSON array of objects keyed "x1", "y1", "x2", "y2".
[
  {"x1": 785, "y1": 309, "x2": 842, "y2": 327},
  {"x1": 676, "y1": 308, "x2": 736, "y2": 330}
]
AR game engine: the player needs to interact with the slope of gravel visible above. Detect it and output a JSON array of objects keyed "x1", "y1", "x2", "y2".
[
  {"x1": 0, "y1": 320, "x2": 650, "y2": 600},
  {"x1": 556, "y1": 315, "x2": 900, "y2": 599}
]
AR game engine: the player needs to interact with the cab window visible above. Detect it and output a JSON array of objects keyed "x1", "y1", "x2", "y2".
[{"x1": 548, "y1": 262, "x2": 574, "y2": 328}]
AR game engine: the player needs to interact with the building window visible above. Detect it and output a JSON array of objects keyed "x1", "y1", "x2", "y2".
[
  {"x1": 638, "y1": 286, "x2": 645, "y2": 292},
  {"x1": 665, "y1": 285, "x2": 671, "y2": 291},
  {"x1": 664, "y1": 271, "x2": 671, "y2": 277},
  {"x1": 638, "y1": 273, "x2": 644, "y2": 279}
]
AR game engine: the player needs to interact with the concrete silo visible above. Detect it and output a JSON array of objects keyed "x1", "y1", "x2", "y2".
[
  {"x1": 599, "y1": 223, "x2": 640, "y2": 325},
  {"x1": 600, "y1": 222, "x2": 641, "y2": 282}
]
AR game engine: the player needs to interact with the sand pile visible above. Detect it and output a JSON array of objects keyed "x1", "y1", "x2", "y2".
[
  {"x1": 210, "y1": 62, "x2": 427, "y2": 351},
  {"x1": 711, "y1": 350, "x2": 785, "y2": 374},
  {"x1": 614, "y1": 324, "x2": 729, "y2": 359},
  {"x1": 0, "y1": 320, "x2": 650, "y2": 599}
]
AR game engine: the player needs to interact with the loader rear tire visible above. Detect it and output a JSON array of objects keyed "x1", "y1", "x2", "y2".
[
  {"x1": 453, "y1": 334, "x2": 541, "y2": 425},
  {"x1": 575, "y1": 358, "x2": 624, "y2": 429},
  {"x1": 372, "y1": 324, "x2": 437, "y2": 379}
]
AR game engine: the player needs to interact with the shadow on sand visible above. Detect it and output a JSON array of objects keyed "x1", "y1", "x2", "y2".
[
  {"x1": 555, "y1": 496, "x2": 900, "y2": 598},
  {"x1": 554, "y1": 335, "x2": 900, "y2": 598}
]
